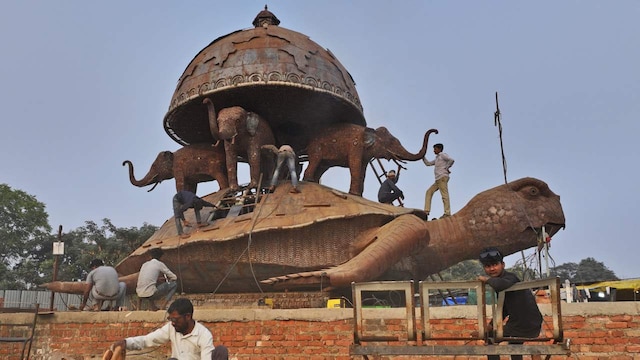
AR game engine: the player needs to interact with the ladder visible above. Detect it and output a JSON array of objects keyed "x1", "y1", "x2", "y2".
[{"x1": 368, "y1": 158, "x2": 404, "y2": 206}]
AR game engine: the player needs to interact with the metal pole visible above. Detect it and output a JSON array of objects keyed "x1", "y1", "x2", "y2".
[
  {"x1": 50, "y1": 225, "x2": 62, "y2": 311},
  {"x1": 543, "y1": 225, "x2": 550, "y2": 278}
]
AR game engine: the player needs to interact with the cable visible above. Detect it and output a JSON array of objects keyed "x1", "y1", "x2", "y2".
[{"x1": 211, "y1": 183, "x2": 284, "y2": 295}]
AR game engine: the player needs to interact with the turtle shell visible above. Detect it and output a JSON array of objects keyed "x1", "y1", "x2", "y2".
[{"x1": 163, "y1": 9, "x2": 365, "y2": 153}]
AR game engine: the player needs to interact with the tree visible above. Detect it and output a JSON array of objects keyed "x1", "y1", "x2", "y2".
[
  {"x1": 551, "y1": 258, "x2": 618, "y2": 283},
  {"x1": 550, "y1": 262, "x2": 578, "y2": 283},
  {"x1": 44, "y1": 219, "x2": 158, "y2": 283},
  {"x1": 0, "y1": 184, "x2": 158, "y2": 288},
  {"x1": 438, "y1": 260, "x2": 484, "y2": 281},
  {"x1": 0, "y1": 184, "x2": 52, "y2": 289},
  {"x1": 572, "y1": 257, "x2": 618, "y2": 283}
]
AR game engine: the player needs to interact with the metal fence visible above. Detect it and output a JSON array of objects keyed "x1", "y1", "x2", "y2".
[{"x1": 0, "y1": 290, "x2": 133, "y2": 311}]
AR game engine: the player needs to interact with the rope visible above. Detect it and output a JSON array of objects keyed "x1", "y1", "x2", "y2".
[
  {"x1": 211, "y1": 176, "x2": 285, "y2": 295},
  {"x1": 494, "y1": 92, "x2": 508, "y2": 185}
]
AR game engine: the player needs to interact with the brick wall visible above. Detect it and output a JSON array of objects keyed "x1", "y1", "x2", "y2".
[{"x1": 2, "y1": 302, "x2": 639, "y2": 359}]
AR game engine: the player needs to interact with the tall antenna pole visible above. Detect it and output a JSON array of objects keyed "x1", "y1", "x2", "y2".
[{"x1": 494, "y1": 92, "x2": 508, "y2": 184}]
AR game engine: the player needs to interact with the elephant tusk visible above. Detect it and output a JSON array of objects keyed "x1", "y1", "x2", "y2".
[{"x1": 147, "y1": 182, "x2": 160, "y2": 192}]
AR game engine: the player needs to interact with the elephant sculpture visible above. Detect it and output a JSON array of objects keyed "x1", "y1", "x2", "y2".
[
  {"x1": 204, "y1": 98, "x2": 276, "y2": 190},
  {"x1": 123, "y1": 143, "x2": 229, "y2": 193},
  {"x1": 303, "y1": 124, "x2": 438, "y2": 196}
]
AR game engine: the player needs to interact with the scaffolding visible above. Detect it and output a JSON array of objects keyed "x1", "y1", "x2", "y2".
[{"x1": 350, "y1": 278, "x2": 570, "y2": 359}]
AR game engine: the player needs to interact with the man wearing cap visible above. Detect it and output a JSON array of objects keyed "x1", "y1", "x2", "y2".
[
  {"x1": 477, "y1": 247, "x2": 543, "y2": 360},
  {"x1": 377, "y1": 169, "x2": 404, "y2": 204}
]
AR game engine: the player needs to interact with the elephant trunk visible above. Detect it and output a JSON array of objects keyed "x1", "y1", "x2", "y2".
[
  {"x1": 203, "y1": 98, "x2": 220, "y2": 143},
  {"x1": 122, "y1": 160, "x2": 160, "y2": 192},
  {"x1": 392, "y1": 128, "x2": 439, "y2": 161}
]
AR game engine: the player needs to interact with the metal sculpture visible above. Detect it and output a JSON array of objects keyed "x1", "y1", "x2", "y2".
[
  {"x1": 122, "y1": 143, "x2": 228, "y2": 193},
  {"x1": 303, "y1": 124, "x2": 438, "y2": 195},
  {"x1": 163, "y1": 6, "x2": 364, "y2": 154},
  {"x1": 43, "y1": 177, "x2": 565, "y2": 295},
  {"x1": 56, "y1": 7, "x2": 568, "y2": 298},
  {"x1": 203, "y1": 98, "x2": 276, "y2": 190}
]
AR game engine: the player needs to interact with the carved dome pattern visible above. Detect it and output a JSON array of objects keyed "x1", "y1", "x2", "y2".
[{"x1": 163, "y1": 13, "x2": 365, "y2": 150}]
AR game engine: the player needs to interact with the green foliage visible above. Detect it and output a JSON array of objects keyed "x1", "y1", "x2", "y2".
[
  {"x1": 0, "y1": 184, "x2": 52, "y2": 289},
  {"x1": 0, "y1": 183, "x2": 157, "y2": 289},
  {"x1": 438, "y1": 260, "x2": 484, "y2": 280},
  {"x1": 551, "y1": 257, "x2": 618, "y2": 283},
  {"x1": 573, "y1": 257, "x2": 618, "y2": 283},
  {"x1": 48, "y1": 219, "x2": 158, "y2": 283},
  {"x1": 550, "y1": 262, "x2": 578, "y2": 283}
]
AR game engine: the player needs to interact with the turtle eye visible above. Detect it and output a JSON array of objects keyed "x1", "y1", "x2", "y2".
[{"x1": 522, "y1": 185, "x2": 540, "y2": 198}]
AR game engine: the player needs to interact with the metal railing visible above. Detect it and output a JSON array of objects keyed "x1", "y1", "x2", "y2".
[{"x1": 350, "y1": 277, "x2": 570, "y2": 358}]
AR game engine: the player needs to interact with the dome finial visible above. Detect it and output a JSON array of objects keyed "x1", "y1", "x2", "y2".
[{"x1": 253, "y1": 5, "x2": 280, "y2": 27}]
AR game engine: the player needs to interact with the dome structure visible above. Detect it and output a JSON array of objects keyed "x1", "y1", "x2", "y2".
[{"x1": 163, "y1": 6, "x2": 365, "y2": 153}]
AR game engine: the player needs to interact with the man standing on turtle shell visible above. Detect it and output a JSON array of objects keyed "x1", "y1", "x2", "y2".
[
  {"x1": 477, "y1": 247, "x2": 543, "y2": 360},
  {"x1": 423, "y1": 143, "x2": 454, "y2": 219}
]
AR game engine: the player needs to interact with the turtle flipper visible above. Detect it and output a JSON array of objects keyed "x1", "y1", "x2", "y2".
[{"x1": 261, "y1": 214, "x2": 428, "y2": 289}]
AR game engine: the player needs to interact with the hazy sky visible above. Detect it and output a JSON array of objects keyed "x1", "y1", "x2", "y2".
[{"x1": 1, "y1": 1, "x2": 638, "y2": 278}]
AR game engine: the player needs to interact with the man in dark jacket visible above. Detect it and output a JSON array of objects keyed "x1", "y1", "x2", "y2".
[
  {"x1": 377, "y1": 169, "x2": 404, "y2": 204},
  {"x1": 477, "y1": 247, "x2": 543, "y2": 360},
  {"x1": 173, "y1": 190, "x2": 216, "y2": 235}
]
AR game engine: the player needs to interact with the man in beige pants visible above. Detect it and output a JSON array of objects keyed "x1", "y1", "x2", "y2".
[{"x1": 423, "y1": 143, "x2": 455, "y2": 219}]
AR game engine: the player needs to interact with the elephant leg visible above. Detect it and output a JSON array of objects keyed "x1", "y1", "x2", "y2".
[
  {"x1": 348, "y1": 156, "x2": 365, "y2": 196},
  {"x1": 225, "y1": 143, "x2": 239, "y2": 190},
  {"x1": 215, "y1": 170, "x2": 229, "y2": 189},
  {"x1": 303, "y1": 158, "x2": 320, "y2": 182},
  {"x1": 247, "y1": 147, "x2": 261, "y2": 188},
  {"x1": 175, "y1": 177, "x2": 185, "y2": 193}
]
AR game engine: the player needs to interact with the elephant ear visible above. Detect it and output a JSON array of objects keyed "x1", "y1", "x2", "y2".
[
  {"x1": 160, "y1": 151, "x2": 174, "y2": 172},
  {"x1": 364, "y1": 127, "x2": 376, "y2": 148},
  {"x1": 246, "y1": 112, "x2": 260, "y2": 137}
]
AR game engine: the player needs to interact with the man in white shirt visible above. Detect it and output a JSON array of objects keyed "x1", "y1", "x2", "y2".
[
  {"x1": 263, "y1": 144, "x2": 300, "y2": 193},
  {"x1": 422, "y1": 143, "x2": 455, "y2": 219},
  {"x1": 136, "y1": 248, "x2": 178, "y2": 311},
  {"x1": 112, "y1": 298, "x2": 214, "y2": 360}
]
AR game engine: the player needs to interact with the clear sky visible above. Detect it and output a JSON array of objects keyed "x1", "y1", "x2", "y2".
[{"x1": 1, "y1": 1, "x2": 638, "y2": 278}]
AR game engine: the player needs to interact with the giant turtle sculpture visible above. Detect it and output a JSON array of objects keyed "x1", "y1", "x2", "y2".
[
  {"x1": 42, "y1": 8, "x2": 566, "y2": 299},
  {"x1": 43, "y1": 177, "x2": 565, "y2": 295}
]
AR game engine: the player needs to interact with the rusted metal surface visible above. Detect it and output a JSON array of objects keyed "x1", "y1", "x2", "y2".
[
  {"x1": 118, "y1": 177, "x2": 563, "y2": 293},
  {"x1": 71, "y1": 8, "x2": 567, "y2": 297},
  {"x1": 163, "y1": 7, "x2": 364, "y2": 154},
  {"x1": 123, "y1": 143, "x2": 228, "y2": 193},
  {"x1": 45, "y1": 177, "x2": 565, "y2": 295}
]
